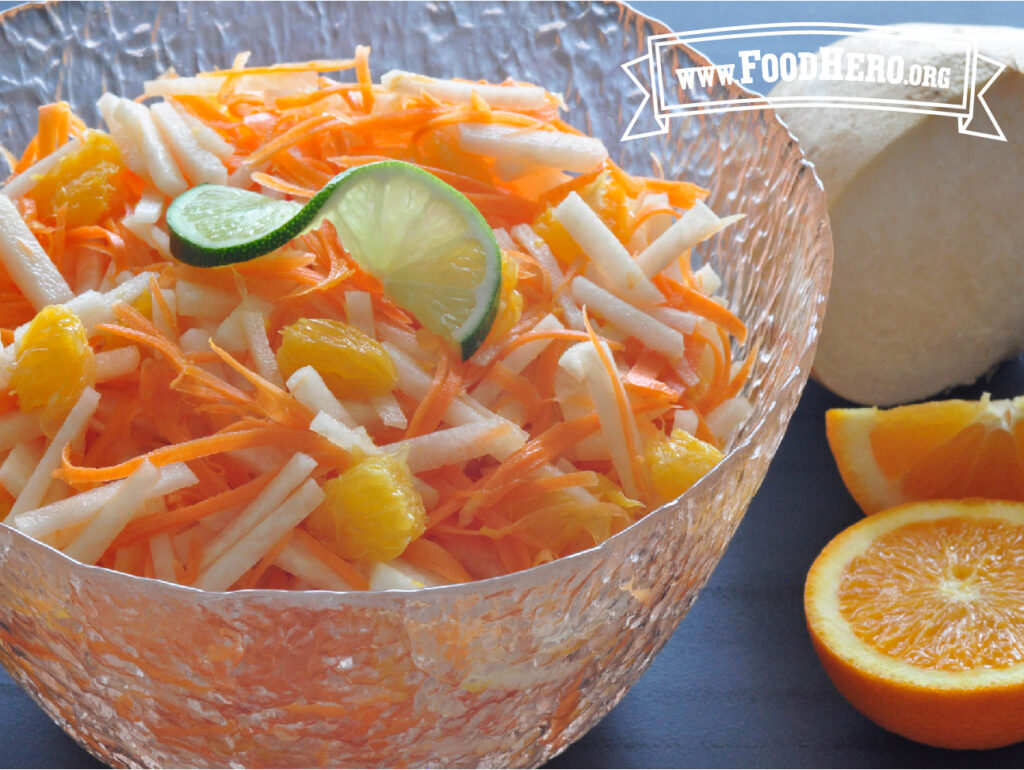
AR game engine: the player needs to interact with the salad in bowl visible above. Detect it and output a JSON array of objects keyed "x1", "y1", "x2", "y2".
[{"x1": 0, "y1": 2, "x2": 831, "y2": 766}]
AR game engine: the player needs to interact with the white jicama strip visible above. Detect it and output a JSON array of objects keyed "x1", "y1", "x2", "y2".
[
  {"x1": 310, "y1": 412, "x2": 378, "y2": 457},
  {"x1": 196, "y1": 478, "x2": 325, "y2": 592},
  {"x1": 74, "y1": 251, "x2": 105, "y2": 294},
  {"x1": 0, "y1": 411, "x2": 43, "y2": 452},
  {"x1": 200, "y1": 452, "x2": 318, "y2": 571},
  {"x1": 112, "y1": 97, "x2": 188, "y2": 197},
  {"x1": 377, "y1": 322, "x2": 422, "y2": 361},
  {"x1": 273, "y1": 540, "x2": 351, "y2": 592},
  {"x1": 10, "y1": 462, "x2": 197, "y2": 538},
  {"x1": 0, "y1": 194, "x2": 73, "y2": 310},
  {"x1": 458, "y1": 124, "x2": 606, "y2": 173},
  {"x1": 368, "y1": 559, "x2": 445, "y2": 591},
  {"x1": 578, "y1": 341, "x2": 642, "y2": 497},
  {"x1": 649, "y1": 305, "x2": 699, "y2": 335},
  {"x1": 10, "y1": 387, "x2": 100, "y2": 518},
  {"x1": 381, "y1": 70, "x2": 548, "y2": 111},
  {"x1": 344, "y1": 290, "x2": 375, "y2": 337},
  {"x1": 18, "y1": 271, "x2": 158, "y2": 343},
  {"x1": 472, "y1": 313, "x2": 563, "y2": 406},
  {"x1": 171, "y1": 103, "x2": 234, "y2": 159},
  {"x1": 552, "y1": 192, "x2": 662, "y2": 305},
  {"x1": 382, "y1": 421, "x2": 522, "y2": 474},
  {"x1": 95, "y1": 346, "x2": 141, "y2": 383},
  {"x1": 509, "y1": 224, "x2": 585, "y2": 331},
  {"x1": 175, "y1": 279, "x2": 238, "y2": 319},
  {"x1": 127, "y1": 187, "x2": 164, "y2": 225},
  {"x1": 215, "y1": 296, "x2": 274, "y2": 353},
  {"x1": 372, "y1": 392, "x2": 407, "y2": 430},
  {"x1": 571, "y1": 276, "x2": 685, "y2": 361},
  {"x1": 0, "y1": 440, "x2": 43, "y2": 497},
  {"x1": 149, "y1": 532, "x2": 177, "y2": 583},
  {"x1": 63, "y1": 460, "x2": 160, "y2": 564},
  {"x1": 150, "y1": 101, "x2": 228, "y2": 186},
  {"x1": 240, "y1": 308, "x2": 284, "y2": 387},
  {"x1": 635, "y1": 200, "x2": 745, "y2": 278},
  {"x1": 97, "y1": 93, "x2": 147, "y2": 177},
  {"x1": 492, "y1": 227, "x2": 516, "y2": 252},
  {"x1": 694, "y1": 263, "x2": 723, "y2": 296},
  {"x1": 705, "y1": 396, "x2": 753, "y2": 446},
  {"x1": 179, "y1": 327, "x2": 213, "y2": 354},
  {"x1": 286, "y1": 366, "x2": 356, "y2": 428},
  {"x1": 673, "y1": 408, "x2": 700, "y2": 436},
  {"x1": 0, "y1": 137, "x2": 82, "y2": 199},
  {"x1": 228, "y1": 447, "x2": 289, "y2": 475}
]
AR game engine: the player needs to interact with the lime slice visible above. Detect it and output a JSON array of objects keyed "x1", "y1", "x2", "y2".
[{"x1": 167, "y1": 161, "x2": 502, "y2": 359}]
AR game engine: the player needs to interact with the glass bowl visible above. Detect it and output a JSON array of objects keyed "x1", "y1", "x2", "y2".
[{"x1": 0, "y1": 1, "x2": 832, "y2": 767}]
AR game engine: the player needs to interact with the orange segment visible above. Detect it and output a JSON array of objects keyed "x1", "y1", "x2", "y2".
[
  {"x1": 805, "y1": 499, "x2": 1024, "y2": 749},
  {"x1": 825, "y1": 395, "x2": 1024, "y2": 514}
]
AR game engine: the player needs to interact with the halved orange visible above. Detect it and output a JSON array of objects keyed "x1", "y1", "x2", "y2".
[
  {"x1": 825, "y1": 394, "x2": 1024, "y2": 514},
  {"x1": 805, "y1": 498, "x2": 1024, "y2": 749}
]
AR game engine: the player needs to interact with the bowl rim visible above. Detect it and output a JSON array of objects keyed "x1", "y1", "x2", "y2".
[{"x1": 0, "y1": 0, "x2": 832, "y2": 605}]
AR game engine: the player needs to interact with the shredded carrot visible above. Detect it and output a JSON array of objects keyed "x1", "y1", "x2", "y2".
[
  {"x1": 654, "y1": 274, "x2": 748, "y2": 342},
  {"x1": 114, "y1": 470, "x2": 275, "y2": 548}
]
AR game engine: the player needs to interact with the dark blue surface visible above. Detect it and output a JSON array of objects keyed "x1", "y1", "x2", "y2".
[{"x1": 1, "y1": 1, "x2": 1024, "y2": 767}]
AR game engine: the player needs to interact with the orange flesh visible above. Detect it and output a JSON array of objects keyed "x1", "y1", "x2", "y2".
[{"x1": 838, "y1": 516, "x2": 1024, "y2": 672}]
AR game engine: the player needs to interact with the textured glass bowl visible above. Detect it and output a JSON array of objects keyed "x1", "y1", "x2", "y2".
[{"x1": 0, "y1": 1, "x2": 832, "y2": 767}]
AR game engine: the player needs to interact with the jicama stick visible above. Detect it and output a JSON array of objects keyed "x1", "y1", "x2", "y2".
[
  {"x1": 240, "y1": 308, "x2": 284, "y2": 387},
  {"x1": 310, "y1": 411, "x2": 378, "y2": 456},
  {"x1": 458, "y1": 124, "x2": 606, "y2": 173},
  {"x1": 286, "y1": 366, "x2": 357, "y2": 427},
  {"x1": 273, "y1": 538, "x2": 353, "y2": 591},
  {"x1": 571, "y1": 276, "x2": 685, "y2": 361},
  {"x1": 10, "y1": 462, "x2": 199, "y2": 538},
  {"x1": 94, "y1": 346, "x2": 141, "y2": 383},
  {"x1": 199, "y1": 452, "x2": 318, "y2": 570},
  {"x1": 10, "y1": 387, "x2": 100, "y2": 517},
  {"x1": 0, "y1": 439, "x2": 43, "y2": 497},
  {"x1": 635, "y1": 200, "x2": 744, "y2": 278},
  {"x1": 110, "y1": 96, "x2": 188, "y2": 197},
  {"x1": 0, "y1": 411, "x2": 43, "y2": 453},
  {"x1": 195, "y1": 477, "x2": 325, "y2": 591},
  {"x1": 552, "y1": 191, "x2": 662, "y2": 305},
  {"x1": 63, "y1": 460, "x2": 160, "y2": 564},
  {"x1": 0, "y1": 136, "x2": 82, "y2": 199},
  {"x1": 149, "y1": 531, "x2": 177, "y2": 583},
  {"x1": 150, "y1": 101, "x2": 228, "y2": 186},
  {"x1": 0, "y1": 193, "x2": 73, "y2": 309},
  {"x1": 705, "y1": 396, "x2": 754, "y2": 446},
  {"x1": 382, "y1": 420, "x2": 522, "y2": 474}
]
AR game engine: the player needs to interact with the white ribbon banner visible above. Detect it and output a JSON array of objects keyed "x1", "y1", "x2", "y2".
[{"x1": 622, "y1": 23, "x2": 1007, "y2": 142}]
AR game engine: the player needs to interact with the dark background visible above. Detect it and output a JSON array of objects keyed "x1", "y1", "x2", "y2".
[{"x1": 1, "y1": 1, "x2": 1023, "y2": 767}]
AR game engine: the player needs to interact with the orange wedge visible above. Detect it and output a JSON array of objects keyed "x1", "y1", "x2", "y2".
[
  {"x1": 805, "y1": 498, "x2": 1024, "y2": 749},
  {"x1": 825, "y1": 394, "x2": 1024, "y2": 515}
]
